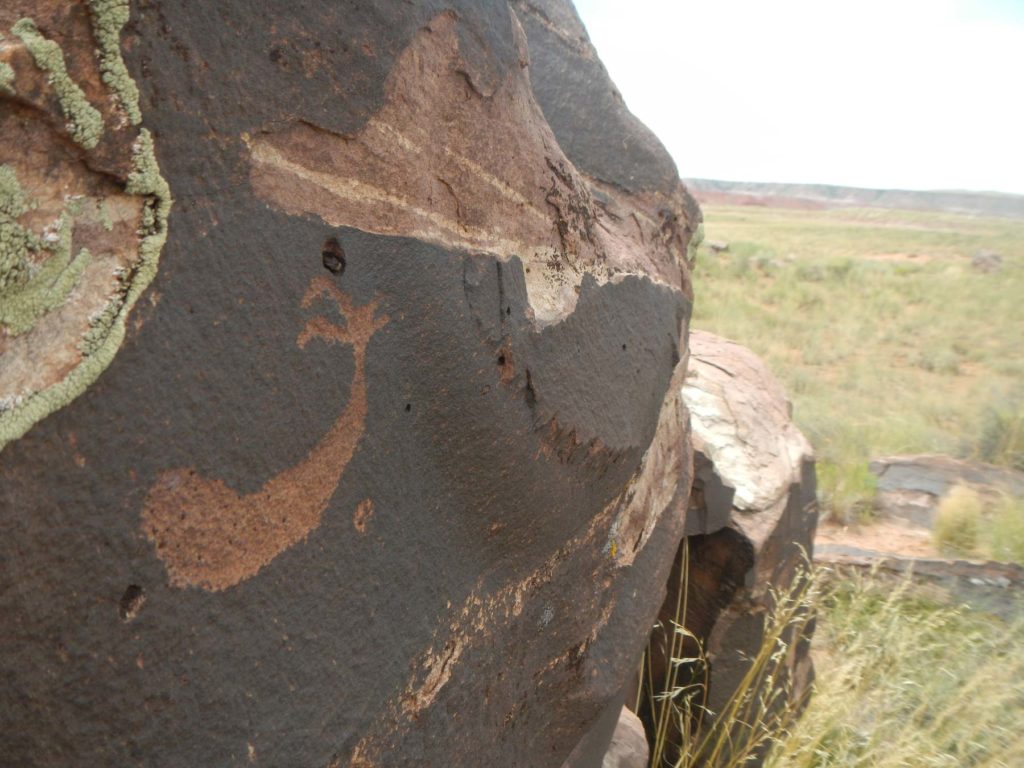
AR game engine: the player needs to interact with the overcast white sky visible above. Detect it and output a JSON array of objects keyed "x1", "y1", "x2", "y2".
[{"x1": 572, "y1": 0, "x2": 1024, "y2": 194}]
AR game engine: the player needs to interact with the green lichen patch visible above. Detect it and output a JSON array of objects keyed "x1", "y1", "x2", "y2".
[
  {"x1": 0, "y1": 60, "x2": 14, "y2": 96},
  {"x1": 79, "y1": 274, "x2": 125, "y2": 356},
  {"x1": 0, "y1": 18, "x2": 173, "y2": 453},
  {"x1": 0, "y1": 164, "x2": 30, "y2": 219},
  {"x1": 125, "y1": 128, "x2": 173, "y2": 284},
  {"x1": 0, "y1": 217, "x2": 91, "y2": 337},
  {"x1": 0, "y1": 165, "x2": 41, "y2": 298},
  {"x1": 126, "y1": 129, "x2": 172, "y2": 213},
  {"x1": 11, "y1": 18, "x2": 103, "y2": 150},
  {"x1": 0, "y1": 166, "x2": 92, "y2": 337},
  {"x1": 97, "y1": 199, "x2": 114, "y2": 231},
  {"x1": 87, "y1": 0, "x2": 141, "y2": 125}
]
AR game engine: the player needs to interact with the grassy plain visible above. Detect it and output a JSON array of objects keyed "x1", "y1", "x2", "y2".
[
  {"x1": 676, "y1": 204, "x2": 1024, "y2": 767},
  {"x1": 650, "y1": 562, "x2": 1024, "y2": 768},
  {"x1": 768, "y1": 570, "x2": 1024, "y2": 767},
  {"x1": 691, "y1": 204, "x2": 1024, "y2": 520}
]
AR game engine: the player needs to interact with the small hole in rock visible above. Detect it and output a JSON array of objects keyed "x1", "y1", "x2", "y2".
[
  {"x1": 506, "y1": 306, "x2": 511, "y2": 316},
  {"x1": 497, "y1": 354, "x2": 506, "y2": 366},
  {"x1": 405, "y1": 403, "x2": 412, "y2": 412},
  {"x1": 622, "y1": 343, "x2": 627, "y2": 351},
  {"x1": 118, "y1": 585, "x2": 146, "y2": 622},
  {"x1": 321, "y1": 237, "x2": 346, "y2": 275}
]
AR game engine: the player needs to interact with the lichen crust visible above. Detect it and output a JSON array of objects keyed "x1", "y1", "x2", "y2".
[{"x1": 0, "y1": 7, "x2": 172, "y2": 451}]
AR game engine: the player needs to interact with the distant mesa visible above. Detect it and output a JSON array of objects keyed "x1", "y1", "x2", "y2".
[{"x1": 685, "y1": 178, "x2": 1024, "y2": 219}]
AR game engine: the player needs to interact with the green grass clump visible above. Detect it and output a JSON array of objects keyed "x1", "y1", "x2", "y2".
[
  {"x1": 933, "y1": 484, "x2": 984, "y2": 556},
  {"x1": 929, "y1": 486, "x2": 1024, "y2": 563},
  {"x1": 976, "y1": 398, "x2": 1024, "y2": 471},
  {"x1": 990, "y1": 495, "x2": 1024, "y2": 564},
  {"x1": 641, "y1": 563, "x2": 1024, "y2": 766},
  {"x1": 768, "y1": 571, "x2": 1024, "y2": 767},
  {"x1": 817, "y1": 456, "x2": 877, "y2": 525}
]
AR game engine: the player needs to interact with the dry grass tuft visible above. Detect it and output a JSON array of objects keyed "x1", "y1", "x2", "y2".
[
  {"x1": 933, "y1": 484, "x2": 984, "y2": 556},
  {"x1": 769, "y1": 569, "x2": 1024, "y2": 767}
]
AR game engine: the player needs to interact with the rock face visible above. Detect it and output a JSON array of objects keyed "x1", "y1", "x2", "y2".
[
  {"x1": 871, "y1": 454, "x2": 1024, "y2": 527},
  {"x1": 636, "y1": 331, "x2": 817, "y2": 758},
  {"x1": 971, "y1": 250, "x2": 1003, "y2": 273},
  {"x1": 601, "y1": 708, "x2": 650, "y2": 768},
  {"x1": 0, "y1": 2, "x2": 700, "y2": 766}
]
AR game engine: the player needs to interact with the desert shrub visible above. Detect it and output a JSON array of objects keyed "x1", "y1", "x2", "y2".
[
  {"x1": 816, "y1": 459, "x2": 877, "y2": 525},
  {"x1": 977, "y1": 399, "x2": 1024, "y2": 471},
  {"x1": 911, "y1": 345, "x2": 962, "y2": 375},
  {"x1": 825, "y1": 258, "x2": 855, "y2": 281},
  {"x1": 933, "y1": 484, "x2": 982, "y2": 556}
]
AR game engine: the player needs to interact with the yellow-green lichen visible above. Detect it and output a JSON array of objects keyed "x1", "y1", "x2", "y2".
[
  {"x1": 12, "y1": 18, "x2": 103, "y2": 149},
  {"x1": 0, "y1": 83, "x2": 172, "y2": 449},
  {"x1": 87, "y1": 0, "x2": 141, "y2": 125},
  {"x1": 0, "y1": 61, "x2": 14, "y2": 96},
  {"x1": 0, "y1": 165, "x2": 42, "y2": 298},
  {"x1": 79, "y1": 278, "x2": 123, "y2": 356},
  {"x1": 126, "y1": 129, "x2": 172, "y2": 210},
  {"x1": 1, "y1": 166, "x2": 92, "y2": 336},
  {"x1": 97, "y1": 199, "x2": 114, "y2": 231}
]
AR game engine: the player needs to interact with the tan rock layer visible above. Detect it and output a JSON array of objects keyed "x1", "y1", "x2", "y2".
[{"x1": 246, "y1": 11, "x2": 690, "y2": 327}]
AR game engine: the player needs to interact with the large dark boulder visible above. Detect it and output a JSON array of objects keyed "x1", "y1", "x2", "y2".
[{"x1": 0, "y1": 1, "x2": 699, "y2": 766}]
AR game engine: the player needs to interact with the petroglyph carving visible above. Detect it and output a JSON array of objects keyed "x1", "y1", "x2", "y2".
[{"x1": 142, "y1": 278, "x2": 388, "y2": 591}]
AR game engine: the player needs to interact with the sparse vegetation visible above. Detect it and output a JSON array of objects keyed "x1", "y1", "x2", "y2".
[
  {"x1": 768, "y1": 570, "x2": 1024, "y2": 767},
  {"x1": 644, "y1": 564, "x2": 1024, "y2": 766},
  {"x1": 638, "y1": 547, "x2": 817, "y2": 768},
  {"x1": 662, "y1": 203, "x2": 1024, "y2": 768},
  {"x1": 692, "y1": 204, "x2": 1024, "y2": 526},
  {"x1": 990, "y1": 494, "x2": 1024, "y2": 564},
  {"x1": 933, "y1": 484, "x2": 983, "y2": 556},
  {"x1": 930, "y1": 486, "x2": 1024, "y2": 563}
]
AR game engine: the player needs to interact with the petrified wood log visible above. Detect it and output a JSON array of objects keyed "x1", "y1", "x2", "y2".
[{"x1": 0, "y1": 1, "x2": 700, "y2": 766}]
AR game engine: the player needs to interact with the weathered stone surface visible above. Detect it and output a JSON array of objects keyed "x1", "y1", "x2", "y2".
[
  {"x1": 971, "y1": 250, "x2": 1003, "y2": 273},
  {"x1": 0, "y1": 2, "x2": 699, "y2": 766},
  {"x1": 684, "y1": 332, "x2": 817, "y2": 712},
  {"x1": 636, "y1": 331, "x2": 817, "y2": 758},
  {"x1": 871, "y1": 454, "x2": 1024, "y2": 527},
  {"x1": 684, "y1": 332, "x2": 813, "y2": 518},
  {"x1": 601, "y1": 707, "x2": 650, "y2": 768}
]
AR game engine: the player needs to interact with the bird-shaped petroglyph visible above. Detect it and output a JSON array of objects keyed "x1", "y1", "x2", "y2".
[{"x1": 142, "y1": 277, "x2": 388, "y2": 591}]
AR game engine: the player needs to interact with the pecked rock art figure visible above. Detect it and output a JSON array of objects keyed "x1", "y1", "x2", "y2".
[{"x1": 0, "y1": 1, "x2": 700, "y2": 766}]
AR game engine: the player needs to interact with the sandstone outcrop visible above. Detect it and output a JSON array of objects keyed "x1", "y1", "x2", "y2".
[
  {"x1": 871, "y1": 454, "x2": 1024, "y2": 527},
  {"x1": 0, "y1": 1, "x2": 700, "y2": 766},
  {"x1": 635, "y1": 331, "x2": 817, "y2": 760}
]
